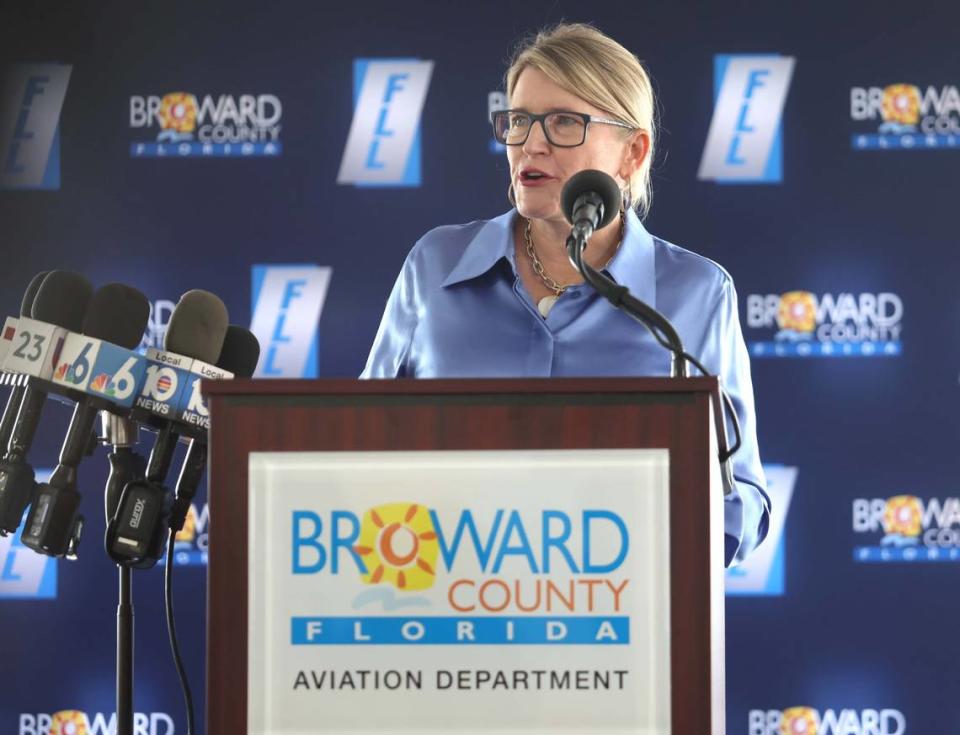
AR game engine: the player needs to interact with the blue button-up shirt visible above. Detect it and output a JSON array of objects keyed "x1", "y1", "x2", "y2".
[{"x1": 361, "y1": 208, "x2": 770, "y2": 566}]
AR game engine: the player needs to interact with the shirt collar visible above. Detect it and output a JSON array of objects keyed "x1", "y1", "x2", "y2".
[{"x1": 442, "y1": 207, "x2": 657, "y2": 309}]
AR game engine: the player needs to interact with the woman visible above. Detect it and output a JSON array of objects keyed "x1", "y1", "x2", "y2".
[{"x1": 361, "y1": 23, "x2": 769, "y2": 566}]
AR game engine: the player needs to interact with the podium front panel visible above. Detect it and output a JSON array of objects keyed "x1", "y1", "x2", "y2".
[
  {"x1": 204, "y1": 378, "x2": 725, "y2": 735},
  {"x1": 247, "y1": 449, "x2": 671, "y2": 735}
]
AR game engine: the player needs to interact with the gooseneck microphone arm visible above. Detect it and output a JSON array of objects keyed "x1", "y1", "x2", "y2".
[{"x1": 567, "y1": 230, "x2": 689, "y2": 378}]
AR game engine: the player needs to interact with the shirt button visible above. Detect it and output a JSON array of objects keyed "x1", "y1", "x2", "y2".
[{"x1": 568, "y1": 290, "x2": 582, "y2": 299}]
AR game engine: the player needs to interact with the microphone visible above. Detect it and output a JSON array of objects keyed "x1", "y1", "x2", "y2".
[
  {"x1": 20, "y1": 283, "x2": 151, "y2": 558},
  {"x1": 170, "y1": 325, "x2": 260, "y2": 536},
  {"x1": 106, "y1": 290, "x2": 229, "y2": 568},
  {"x1": 0, "y1": 271, "x2": 94, "y2": 536},
  {"x1": 0, "y1": 272, "x2": 49, "y2": 454},
  {"x1": 560, "y1": 169, "x2": 622, "y2": 243}
]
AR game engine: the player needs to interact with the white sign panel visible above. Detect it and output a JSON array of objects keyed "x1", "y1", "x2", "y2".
[{"x1": 248, "y1": 449, "x2": 671, "y2": 735}]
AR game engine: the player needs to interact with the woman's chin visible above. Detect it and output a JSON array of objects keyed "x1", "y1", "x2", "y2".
[{"x1": 516, "y1": 199, "x2": 560, "y2": 221}]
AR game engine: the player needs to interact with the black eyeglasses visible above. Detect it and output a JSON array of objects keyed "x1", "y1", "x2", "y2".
[{"x1": 491, "y1": 109, "x2": 634, "y2": 148}]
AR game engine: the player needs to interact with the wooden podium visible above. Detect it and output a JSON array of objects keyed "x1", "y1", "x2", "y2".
[{"x1": 203, "y1": 377, "x2": 727, "y2": 735}]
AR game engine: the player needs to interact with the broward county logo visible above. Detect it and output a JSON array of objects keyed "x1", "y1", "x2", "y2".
[
  {"x1": 749, "y1": 706, "x2": 906, "y2": 735},
  {"x1": 853, "y1": 494, "x2": 960, "y2": 562},
  {"x1": 488, "y1": 91, "x2": 507, "y2": 154},
  {"x1": 171, "y1": 502, "x2": 208, "y2": 566},
  {"x1": 18, "y1": 710, "x2": 175, "y2": 735},
  {"x1": 726, "y1": 464, "x2": 795, "y2": 596},
  {"x1": 745, "y1": 291, "x2": 902, "y2": 358},
  {"x1": 129, "y1": 91, "x2": 282, "y2": 157},
  {"x1": 291, "y1": 502, "x2": 631, "y2": 646},
  {"x1": 337, "y1": 58, "x2": 433, "y2": 187},
  {"x1": 250, "y1": 264, "x2": 331, "y2": 378},
  {"x1": 698, "y1": 54, "x2": 795, "y2": 183},
  {"x1": 1, "y1": 64, "x2": 71, "y2": 190},
  {"x1": 851, "y1": 83, "x2": 960, "y2": 150}
]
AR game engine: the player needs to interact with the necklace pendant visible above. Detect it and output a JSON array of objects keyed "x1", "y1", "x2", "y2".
[{"x1": 537, "y1": 294, "x2": 559, "y2": 317}]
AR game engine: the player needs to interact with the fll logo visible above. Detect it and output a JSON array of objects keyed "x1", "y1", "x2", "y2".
[
  {"x1": 1, "y1": 471, "x2": 57, "y2": 600},
  {"x1": 18, "y1": 710, "x2": 174, "y2": 735},
  {"x1": 851, "y1": 82, "x2": 960, "y2": 150},
  {"x1": 1, "y1": 64, "x2": 72, "y2": 190},
  {"x1": 749, "y1": 706, "x2": 906, "y2": 735},
  {"x1": 746, "y1": 291, "x2": 903, "y2": 358},
  {"x1": 292, "y1": 503, "x2": 631, "y2": 646},
  {"x1": 337, "y1": 58, "x2": 433, "y2": 187},
  {"x1": 171, "y1": 502, "x2": 208, "y2": 566},
  {"x1": 698, "y1": 54, "x2": 795, "y2": 183},
  {"x1": 129, "y1": 91, "x2": 282, "y2": 157},
  {"x1": 853, "y1": 494, "x2": 960, "y2": 562},
  {"x1": 726, "y1": 464, "x2": 795, "y2": 596},
  {"x1": 250, "y1": 265, "x2": 331, "y2": 378}
]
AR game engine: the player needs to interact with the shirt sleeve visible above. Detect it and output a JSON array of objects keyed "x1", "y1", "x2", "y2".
[
  {"x1": 360, "y1": 244, "x2": 421, "y2": 379},
  {"x1": 700, "y1": 275, "x2": 772, "y2": 567}
]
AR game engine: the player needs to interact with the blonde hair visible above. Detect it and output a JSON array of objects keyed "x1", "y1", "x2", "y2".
[{"x1": 506, "y1": 23, "x2": 657, "y2": 218}]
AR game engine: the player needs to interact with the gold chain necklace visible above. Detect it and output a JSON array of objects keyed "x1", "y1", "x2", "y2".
[{"x1": 523, "y1": 215, "x2": 625, "y2": 317}]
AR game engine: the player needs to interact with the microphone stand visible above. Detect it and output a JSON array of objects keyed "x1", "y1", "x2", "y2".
[{"x1": 102, "y1": 414, "x2": 145, "y2": 735}]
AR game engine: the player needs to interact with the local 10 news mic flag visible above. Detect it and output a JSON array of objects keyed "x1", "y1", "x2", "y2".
[{"x1": 105, "y1": 290, "x2": 237, "y2": 569}]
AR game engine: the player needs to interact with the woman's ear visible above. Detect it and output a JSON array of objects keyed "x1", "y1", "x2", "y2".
[{"x1": 619, "y1": 129, "x2": 650, "y2": 182}]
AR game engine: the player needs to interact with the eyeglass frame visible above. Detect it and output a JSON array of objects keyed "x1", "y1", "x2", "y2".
[{"x1": 490, "y1": 109, "x2": 636, "y2": 148}]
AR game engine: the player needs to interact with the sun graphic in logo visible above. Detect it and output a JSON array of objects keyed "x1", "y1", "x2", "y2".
[
  {"x1": 158, "y1": 92, "x2": 198, "y2": 133},
  {"x1": 881, "y1": 84, "x2": 921, "y2": 126},
  {"x1": 883, "y1": 495, "x2": 922, "y2": 537},
  {"x1": 354, "y1": 503, "x2": 439, "y2": 591},
  {"x1": 175, "y1": 504, "x2": 197, "y2": 544},
  {"x1": 50, "y1": 710, "x2": 88, "y2": 735},
  {"x1": 777, "y1": 291, "x2": 817, "y2": 333},
  {"x1": 780, "y1": 706, "x2": 819, "y2": 735}
]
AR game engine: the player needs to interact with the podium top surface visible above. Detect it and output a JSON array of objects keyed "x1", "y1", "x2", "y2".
[{"x1": 202, "y1": 376, "x2": 720, "y2": 397}]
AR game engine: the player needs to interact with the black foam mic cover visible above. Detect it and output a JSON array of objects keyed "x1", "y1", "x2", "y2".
[
  {"x1": 30, "y1": 270, "x2": 94, "y2": 332},
  {"x1": 20, "y1": 272, "x2": 49, "y2": 316},
  {"x1": 216, "y1": 325, "x2": 260, "y2": 378},
  {"x1": 164, "y1": 290, "x2": 228, "y2": 365},
  {"x1": 82, "y1": 284, "x2": 151, "y2": 349},
  {"x1": 561, "y1": 169, "x2": 622, "y2": 229}
]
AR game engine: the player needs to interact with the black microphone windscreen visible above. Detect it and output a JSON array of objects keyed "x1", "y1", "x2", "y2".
[
  {"x1": 82, "y1": 284, "x2": 151, "y2": 349},
  {"x1": 216, "y1": 326, "x2": 260, "y2": 378},
  {"x1": 20, "y1": 272, "x2": 49, "y2": 316},
  {"x1": 561, "y1": 169, "x2": 622, "y2": 229},
  {"x1": 164, "y1": 290, "x2": 228, "y2": 365},
  {"x1": 30, "y1": 270, "x2": 94, "y2": 332}
]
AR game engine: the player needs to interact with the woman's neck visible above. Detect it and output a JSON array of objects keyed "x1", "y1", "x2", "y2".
[{"x1": 521, "y1": 212, "x2": 624, "y2": 284}]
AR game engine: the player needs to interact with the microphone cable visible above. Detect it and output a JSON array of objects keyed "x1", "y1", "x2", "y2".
[{"x1": 165, "y1": 530, "x2": 196, "y2": 735}]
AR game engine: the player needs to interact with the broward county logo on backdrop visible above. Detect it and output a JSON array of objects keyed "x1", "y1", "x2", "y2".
[
  {"x1": 0, "y1": 64, "x2": 71, "y2": 190},
  {"x1": 851, "y1": 82, "x2": 960, "y2": 150},
  {"x1": 853, "y1": 494, "x2": 960, "y2": 562},
  {"x1": 338, "y1": 59, "x2": 433, "y2": 187},
  {"x1": 250, "y1": 265, "x2": 332, "y2": 378},
  {"x1": 745, "y1": 291, "x2": 903, "y2": 358},
  {"x1": 129, "y1": 91, "x2": 282, "y2": 157},
  {"x1": 18, "y1": 710, "x2": 175, "y2": 735},
  {"x1": 698, "y1": 54, "x2": 795, "y2": 183},
  {"x1": 748, "y1": 706, "x2": 906, "y2": 735},
  {"x1": 725, "y1": 465, "x2": 795, "y2": 596},
  {"x1": 0, "y1": 470, "x2": 56, "y2": 599}
]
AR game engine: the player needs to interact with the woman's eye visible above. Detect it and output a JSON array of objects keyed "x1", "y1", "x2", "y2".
[
  {"x1": 510, "y1": 116, "x2": 529, "y2": 128},
  {"x1": 554, "y1": 115, "x2": 579, "y2": 126}
]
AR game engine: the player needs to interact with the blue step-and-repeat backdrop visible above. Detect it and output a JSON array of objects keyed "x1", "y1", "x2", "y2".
[{"x1": 1, "y1": 2, "x2": 957, "y2": 733}]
